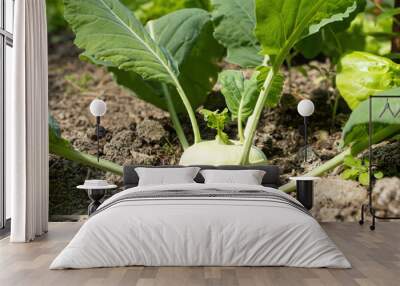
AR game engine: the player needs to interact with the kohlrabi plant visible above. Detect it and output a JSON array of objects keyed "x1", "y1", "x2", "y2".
[
  {"x1": 336, "y1": 51, "x2": 400, "y2": 109},
  {"x1": 180, "y1": 108, "x2": 267, "y2": 165}
]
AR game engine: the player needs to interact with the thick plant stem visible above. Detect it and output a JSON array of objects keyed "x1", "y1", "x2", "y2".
[
  {"x1": 50, "y1": 143, "x2": 123, "y2": 175},
  {"x1": 239, "y1": 67, "x2": 275, "y2": 164},
  {"x1": 238, "y1": 113, "x2": 244, "y2": 143},
  {"x1": 279, "y1": 125, "x2": 400, "y2": 193},
  {"x1": 173, "y1": 78, "x2": 201, "y2": 143},
  {"x1": 162, "y1": 84, "x2": 189, "y2": 150}
]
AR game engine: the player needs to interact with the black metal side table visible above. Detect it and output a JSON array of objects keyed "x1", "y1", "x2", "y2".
[
  {"x1": 77, "y1": 182, "x2": 117, "y2": 215},
  {"x1": 289, "y1": 177, "x2": 320, "y2": 210}
]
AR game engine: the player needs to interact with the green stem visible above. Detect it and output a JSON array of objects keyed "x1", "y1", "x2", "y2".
[
  {"x1": 172, "y1": 78, "x2": 201, "y2": 144},
  {"x1": 238, "y1": 113, "x2": 244, "y2": 143},
  {"x1": 279, "y1": 125, "x2": 400, "y2": 193},
  {"x1": 239, "y1": 66, "x2": 275, "y2": 165},
  {"x1": 50, "y1": 143, "x2": 123, "y2": 175},
  {"x1": 162, "y1": 84, "x2": 189, "y2": 150}
]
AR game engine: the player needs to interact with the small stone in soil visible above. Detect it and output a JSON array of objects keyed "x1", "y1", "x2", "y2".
[{"x1": 296, "y1": 146, "x2": 318, "y2": 163}]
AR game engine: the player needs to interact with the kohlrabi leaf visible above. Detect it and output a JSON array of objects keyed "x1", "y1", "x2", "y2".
[
  {"x1": 295, "y1": 0, "x2": 366, "y2": 60},
  {"x1": 218, "y1": 70, "x2": 259, "y2": 141},
  {"x1": 64, "y1": 0, "x2": 179, "y2": 85},
  {"x1": 127, "y1": 0, "x2": 211, "y2": 23},
  {"x1": 255, "y1": 0, "x2": 358, "y2": 59},
  {"x1": 109, "y1": 68, "x2": 172, "y2": 110},
  {"x1": 199, "y1": 108, "x2": 231, "y2": 144},
  {"x1": 211, "y1": 0, "x2": 263, "y2": 67},
  {"x1": 336, "y1": 52, "x2": 400, "y2": 110},
  {"x1": 256, "y1": 66, "x2": 284, "y2": 107},
  {"x1": 218, "y1": 70, "x2": 258, "y2": 122},
  {"x1": 297, "y1": 6, "x2": 392, "y2": 62},
  {"x1": 342, "y1": 89, "x2": 400, "y2": 148},
  {"x1": 177, "y1": 16, "x2": 224, "y2": 110},
  {"x1": 145, "y1": 8, "x2": 210, "y2": 66},
  {"x1": 108, "y1": 9, "x2": 223, "y2": 113}
]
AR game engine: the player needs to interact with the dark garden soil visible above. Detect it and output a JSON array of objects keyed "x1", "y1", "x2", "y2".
[{"x1": 49, "y1": 38, "x2": 399, "y2": 221}]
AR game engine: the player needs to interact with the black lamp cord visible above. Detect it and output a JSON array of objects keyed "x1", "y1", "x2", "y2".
[
  {"x1": 96, "y1": 116, "x2": 100, "y2": 162},
  {"x1": 304, "y1": 116, "x2": 308, "y2": 163}
]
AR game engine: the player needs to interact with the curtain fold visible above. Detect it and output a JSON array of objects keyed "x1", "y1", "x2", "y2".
[{"x1": 7, "y1": 0, "x2": 49, "y2": 242}]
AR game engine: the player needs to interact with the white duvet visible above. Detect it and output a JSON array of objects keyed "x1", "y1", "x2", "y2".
[{"x1": 50, "y1": 183, "x2": 350, "y2": 269}]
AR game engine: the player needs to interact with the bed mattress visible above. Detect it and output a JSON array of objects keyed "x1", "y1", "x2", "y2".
[{"x1": 50, "y1": 183, "x2": 350, "y2": 269}]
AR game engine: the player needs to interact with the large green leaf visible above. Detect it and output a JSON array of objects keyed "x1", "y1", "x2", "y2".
[
  {"x1": 342, "y1": 88, "x2": 400, "y2": 148},
  {"x1": 295, "y1": 0, "x2": 366, "y2": 60},
  {"x1": 64, "y1": 0, "x2": 179, "y2": 84},
  {"x1": 218, "y1": 70, "x2": 258, "y2": 121},
  {"x1": 255, "y1": 66, "x2": 284, "y2": 107},
  {"x1": 336, "y1": 51, "x2": 400, "y2": 110},
  {"x1": 145, "y1": 8, "x2": 210, "y2": 65},
  {"x1": 125, "y1": 0, "x2": 211, "y2": 23},
  {"x1": 109, "y1": 8, "x2": 223, "y2": 113},
  {"x1": 109, "y1": 69, "x2": 171, "y2": 110},
  {"x1": 176, "y1": 13, "x2": 224, "y2": 110},
  {"x1": 255, "y1": 0, "x2": 358, "y2": 59},
  {"x1": 296, "y1": 1, "x2": 394, "y2": 62},
  {"x1": 211, "y1": 0, "x2": 263, "y2": 67}
]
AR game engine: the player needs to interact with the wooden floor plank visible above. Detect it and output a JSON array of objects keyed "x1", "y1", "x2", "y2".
[{"x1": 0, "y1": 222, "x2": 399, "y2": 286}]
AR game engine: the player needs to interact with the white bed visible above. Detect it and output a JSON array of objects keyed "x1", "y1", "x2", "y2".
[{"x1": 50, "y1": 183, "x2": 350, "y2": 269}]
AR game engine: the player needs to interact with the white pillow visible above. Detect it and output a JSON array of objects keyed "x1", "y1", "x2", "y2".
[
  {"x1": 135, "y1": 167, "x2": 200, "y2": 186},
  {"x1": 200, "y1": 169, "x2": 266, "y2": 185}
]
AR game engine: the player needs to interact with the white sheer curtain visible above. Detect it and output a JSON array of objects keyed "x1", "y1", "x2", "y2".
[{"x1": 7, "y1": 0, "x2": 49, "y2": 242}]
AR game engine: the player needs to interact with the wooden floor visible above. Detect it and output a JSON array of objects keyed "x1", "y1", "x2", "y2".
[{"x1": 0, "y1": 222, "x2": 399, "y2": 286}]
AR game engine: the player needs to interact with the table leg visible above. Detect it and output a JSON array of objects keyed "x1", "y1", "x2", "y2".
[
  {"x1": 87, "y1": 189, "x2": 106, "y2": 215},
  {"x1": 296, "y1": 180, "x2": 314, "y2": 210}
]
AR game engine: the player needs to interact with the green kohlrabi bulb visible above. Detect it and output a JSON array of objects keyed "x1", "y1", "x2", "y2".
[
  {"x1": 336, "y1": 51, "x2": 400, "y2": 110},
  {"x1": 179, "y1": 140, "x2": 267, "y2": 166}
]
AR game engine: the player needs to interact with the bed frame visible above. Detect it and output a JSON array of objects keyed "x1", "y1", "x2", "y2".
[{"x1": 123, "y1": 165, "x2": 281, "y2": 189}]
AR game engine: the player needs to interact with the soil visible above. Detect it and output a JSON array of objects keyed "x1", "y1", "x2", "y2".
[{"x1": 48, "y1": 37, "x2": 399, "y2": 220}]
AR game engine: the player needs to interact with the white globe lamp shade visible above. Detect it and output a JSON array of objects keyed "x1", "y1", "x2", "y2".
[
  {"x1": 90, "y1": 99, "x2": 107, "y2": 117},
  {"x1": 297, "y1": 99, "x2": 315, "y2": 117}
]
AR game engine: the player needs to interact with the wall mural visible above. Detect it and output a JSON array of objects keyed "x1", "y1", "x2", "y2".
[{"x1": 47, "y1": 0, "x2": 400, "y2": 222}]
